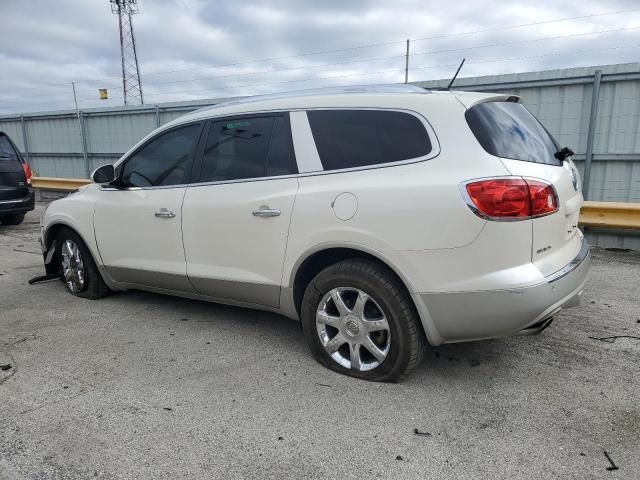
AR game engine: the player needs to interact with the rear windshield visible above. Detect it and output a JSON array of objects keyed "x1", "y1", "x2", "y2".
[
  {"x1": 465, "y1": 102, "x2": 561, "y2": 166},
  {"x1": 0, "y1": 135, "x2": 19, "y2": 162}
]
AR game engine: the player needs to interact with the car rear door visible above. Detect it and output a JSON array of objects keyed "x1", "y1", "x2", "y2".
[
  {"x1": 465, "y1": 100, "x2": 584, "y2": 276},
  {"x1": 0, "y1": 133, "x2": 29, "y2": 203},
  {"x1": 181, "y1": 113, "x2": 299, "y2": 308}
]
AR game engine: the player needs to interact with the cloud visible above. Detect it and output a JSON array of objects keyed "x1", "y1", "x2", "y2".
[{"x1": 1, "y1": 0, "x2": 639, "y2": 114}]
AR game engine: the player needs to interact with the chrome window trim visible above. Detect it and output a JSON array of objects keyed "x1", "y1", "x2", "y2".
[
  {"x1": 102, "y1": 106, "x2": 440, "y2": 191},
  {"x1": 100, "y1": 185, "x2": 146, "y2": 191},
  {"x1": 184, "y1": 174, "x2": 299, "y2": 189},
  {"x1": 175, "y1": 106, "x2": 441, "y2": 178},
  {"x1": 100, "y1": 175, "x2": 300, "y2": 191}
]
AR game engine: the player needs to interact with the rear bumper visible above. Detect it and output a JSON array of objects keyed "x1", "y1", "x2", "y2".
[
  {"x1": 0, "y1": 190, "x2": 35, "y2": 215},
  {"x1": 420, "y1": 237, "x2": 590, "y2": 343}
]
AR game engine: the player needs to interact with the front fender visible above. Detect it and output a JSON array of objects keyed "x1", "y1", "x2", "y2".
[{"x1": 41, "y1": 186, "x2": 102, "y2": 269}]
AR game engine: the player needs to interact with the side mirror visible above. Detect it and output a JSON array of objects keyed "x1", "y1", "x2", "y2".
[{"x1": 91, "y1": 164, "x2": 115, "y2": 184}]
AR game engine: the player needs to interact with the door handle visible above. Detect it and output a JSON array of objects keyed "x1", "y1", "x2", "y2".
[
  {"x1": 252, "y1": 206, "x2": 281, "y2": 217},
  {"x1": 155, "y1": 209, "x2": 176, "y2": 218}
]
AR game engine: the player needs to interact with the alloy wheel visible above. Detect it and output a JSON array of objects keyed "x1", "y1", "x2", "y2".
[
  {"x1": 316, "y1": 287, "x2": 391, "y2": 371},
  {"x1": 60, "y1": 239, "x2": 86, "y2": 293}
]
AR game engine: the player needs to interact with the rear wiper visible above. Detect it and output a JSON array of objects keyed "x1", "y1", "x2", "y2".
[{"x1": 554, "y1": 146, "x2": 574, "y2": 161}]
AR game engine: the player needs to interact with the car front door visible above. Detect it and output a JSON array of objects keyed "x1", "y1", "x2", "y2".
[
  {"x1": 181, "y1": 113, "x2": 299, "y2": 308},
  {"x1": 93, "y1": 122, "x2": 203, "y2": 292}
]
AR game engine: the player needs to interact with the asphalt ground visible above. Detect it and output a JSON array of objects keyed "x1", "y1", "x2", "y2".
[{"x1": 1, "y1": 205, "x2": 639, "y2": 479}]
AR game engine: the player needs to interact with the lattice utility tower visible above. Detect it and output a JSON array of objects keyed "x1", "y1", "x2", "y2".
[{"x1": 110, "y1": 0, "x2": 144, "y2": 105}]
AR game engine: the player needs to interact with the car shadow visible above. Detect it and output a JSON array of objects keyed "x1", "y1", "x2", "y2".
[
  {"x1": 103, "y1": 287, "x2": 535, "y2": 384},
  {"x1": 107, "y1": 288, "x2": 306, "y2": 353}
]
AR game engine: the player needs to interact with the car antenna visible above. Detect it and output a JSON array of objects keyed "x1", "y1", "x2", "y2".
[{"x1": 446, "y1": 58, "x2": 466, "y2": 90}]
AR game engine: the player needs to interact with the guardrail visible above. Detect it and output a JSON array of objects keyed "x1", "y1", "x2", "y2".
[
  {"x1": 580, "y1": 201, "x2": 640, "y2": 230},
  {"x1": 30, "y1": 178, "x2": 640, "y2": 230},
  {"x1": 32, "y1": 177, "x2": 91, "y2": 191}
]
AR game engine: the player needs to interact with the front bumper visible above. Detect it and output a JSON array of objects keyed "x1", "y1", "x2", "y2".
[
  {"x1": 0, "y1": 189, "x2": 35, "y2": 215},
  {"x1": 421, "y1": 237, "x2": 591, "y2": 343}
]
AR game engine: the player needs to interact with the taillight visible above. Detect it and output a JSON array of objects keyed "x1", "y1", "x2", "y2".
[
  {"x1": 463, "y1": 178, "x2": 558, "y2": 220},
  {"x1": 526, "y1": 179, "x2": 558, "y2": 216},
  {"x1": 22, "y1": 163, "x2": 32, "y2": 185}
]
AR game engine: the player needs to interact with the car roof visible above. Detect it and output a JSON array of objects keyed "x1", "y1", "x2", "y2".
[{"x1": 170, "y1": 84, "x2": 432, "y2": 124}]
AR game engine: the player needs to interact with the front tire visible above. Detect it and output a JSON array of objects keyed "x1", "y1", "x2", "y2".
[
  {"x1": 0, "y1": 213, "x2": 25, "y2": 225},
  {"x1": 56, "y1": 228, "x2": 110, "y2": 299},
  {"x1": 301, "y1": 258, "x2": 426, "y2": 382}
]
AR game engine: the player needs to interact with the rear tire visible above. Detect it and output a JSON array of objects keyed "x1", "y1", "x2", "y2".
[
  {"x1": 301, "y1": 258, "x2": 426, "y2": 382},
  {"x1": 56, "y1": 228, "x2": 110, "y2": 299},
  {"x1": 0, "y1": 213, "x2": 25, "y2": 225}
]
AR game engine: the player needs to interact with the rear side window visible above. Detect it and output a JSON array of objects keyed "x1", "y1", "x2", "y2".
[
  {"x1": 465, "y1": 102, "x2": 561, "y2": 165},
  {"x1": 307, "y1": 110, "x2": 431, "y2": 171},
  {"x1": 0, "y1": 135, "x2": 19, "y2": 162},
  {"x1": 199, "y1": 114, "x2": 297, "y2": 182}
]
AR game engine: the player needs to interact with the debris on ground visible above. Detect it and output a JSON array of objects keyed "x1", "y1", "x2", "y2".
[
  {"x1": 413, "y1": 428, "x2": 432, "y2": 437},
  {"x1": 589, "y1": 335, "x2": 640, "y2": 343},
  {"x1": 0, "y1": 364, "x2": 12, "y2": 371},
  {"x1": 604, "y1": 451, "x2": 619, "y2": 471},
  {"x1": 28, "y1": 274, "x2": 59, "y2": 285}
]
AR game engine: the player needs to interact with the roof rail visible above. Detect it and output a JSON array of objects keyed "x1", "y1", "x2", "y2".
[{"x1": 192, "y1": 84, "x2": 429, "y2": 114}]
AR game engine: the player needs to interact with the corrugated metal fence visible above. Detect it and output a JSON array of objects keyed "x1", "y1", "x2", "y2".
[
  {"x1": 417, "y1": 62, "x2": 640, "y2": 204},
  {"x1": 0, "y1": 100, "x2": 217, "y2": 179},
  {"x1": 1, "y1": 62, "x2": 639, "y2": 247}
]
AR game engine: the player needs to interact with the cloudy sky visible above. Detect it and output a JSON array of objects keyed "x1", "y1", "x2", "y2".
[{"x1": 1, "y1": 0, "x2": 639, "y2": 114}]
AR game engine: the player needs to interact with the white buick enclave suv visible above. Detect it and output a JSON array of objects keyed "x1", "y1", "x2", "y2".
[{"x1": 39, "y1": 85, "x2": 590, "y2": 381}]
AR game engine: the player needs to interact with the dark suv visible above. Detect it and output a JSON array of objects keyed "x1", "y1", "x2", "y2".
[{"x1": 0, "y1": 131, "x2": 34, "y2": 225}]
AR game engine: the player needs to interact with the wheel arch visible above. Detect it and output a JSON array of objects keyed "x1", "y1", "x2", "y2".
[
  {"x1": 289, "y1": 244, "x2": 439, "y2": 344},
  {"x1": 43, "y1": 222, "x2": 99, "y2": 275}
]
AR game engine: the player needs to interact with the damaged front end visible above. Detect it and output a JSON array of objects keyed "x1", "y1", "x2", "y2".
[{"x1": 31, "y1": 225, "x2": 60, "y2": 284}]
